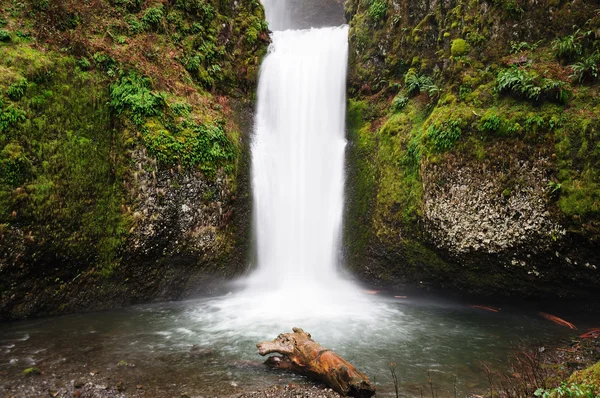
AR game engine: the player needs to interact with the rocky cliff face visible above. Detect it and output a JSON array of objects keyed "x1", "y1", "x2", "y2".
[
  {"x1": 0, "y1": 0, "x2": 268, "y2": 319},
  {"x1": 344, "y1": 0, "x2": 600, "y2": 297}
]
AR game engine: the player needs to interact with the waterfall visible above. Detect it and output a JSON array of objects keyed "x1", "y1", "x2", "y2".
[
  {"x1": 230, "y1": 3, "x2": 379, "y2": 323},
  {"x1": 250, "y1": 26, "x2": 349, "y2": 290},
  {"x1": 195, "y1": 2, "x2": 381, "y2": 331},
  {"x1": 260, "y1": 0, "x2": 291, "y2": 31}
]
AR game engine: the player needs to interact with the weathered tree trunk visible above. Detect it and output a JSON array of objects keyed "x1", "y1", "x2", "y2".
[{"x1": 257, "y1": 328, "x2": 375, "y2": 398}]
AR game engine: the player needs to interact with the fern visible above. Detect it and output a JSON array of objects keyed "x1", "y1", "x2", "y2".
[
  {"x1": 391, "y1": 94, "x2": 409, "y2": 111},
  {"x1": 552, "y1": 34, "x2": 582, "y2": 61},
  {"x1": 569, "y1": 52, "x2": 600, "y2": 82},
  {"x1": 0, "y1": 104, "x2": 26, "y2": 133},
  {"x1": 497, "y1": 66, "x2": 570, "y2": 104},
  {"x1": 404, "y1": 69, "x2": 439, "y2": 98},
  {"x1": 427, "y1": 119, "x2": 463, "y2": 152},
  {"x1": 6, "y1": 78, "x2": 28, "y2": 101},
  {"x1": 109, "y1": 72, "x2": 166, "y2": 124}
]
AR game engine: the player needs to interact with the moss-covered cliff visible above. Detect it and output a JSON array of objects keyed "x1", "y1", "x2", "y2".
[
  {"x1": 0, "y1": 0, "x2": 269, "y2": 319},
  {"x1": 344, "y1": 0, "x2": 600, "y2": 297}
]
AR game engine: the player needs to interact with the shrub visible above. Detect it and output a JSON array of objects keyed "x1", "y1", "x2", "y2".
[{"x1": 451, "y1": 38, "x2": 470, "y2": 56}]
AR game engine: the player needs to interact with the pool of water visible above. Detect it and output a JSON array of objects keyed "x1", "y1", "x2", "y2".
[{"x1": 0, "y1": 290, "x2": 593, "y2": 396}]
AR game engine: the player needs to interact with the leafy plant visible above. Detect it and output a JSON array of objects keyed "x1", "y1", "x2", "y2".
[
  {"x1": 77, "y1": 57, "x2": 91, "y2": 70},
  {"x1": 551, "y1": 29, "x2": 593, "y2": 62},
  {"x1": 6, "y1": 78, "x2": 28, "y2": 101},
  {"x1": 404, "y1": 69, "x2": 439, "y2": 98},
  {"x1": 109, "y1": 72, "x2": 166, "y2": 125},
  {"x1": 368, "y1": 0, "x2": 387, "y2": 23},
  {"x1": 569, "y1": 52, "x2": 600, "y2": 82},
  {"x1": 548, "y1": 181, "x2": 562, "y2": 194},
  {"x1": 1, "y1": 142, "x2": 32, "y2": 185},
  {"x1": 93, "y1": 52, "x2": 117, "y2": 74},
  {"x1": 427, "y1": 119, "x2": 463, "y2": 152},
  {"x1": 0, "y1": 29, "x2": 11, "y2": 42},
  {"x1": 481, "y1": 114, "x2": 502, "y2": 132},
  {"x1": 535, "y1": 382, "x2": 598, "y2": 398},
  {"x1": 126, "y1": 16, "x2": 144, "y2": 34},
  {"x1": 391, "y1": 94, "x2": 409, "y2": 111},
  {"x1": 510, "y1": 41, "x2": 538, "y2": 54},
  {"x1": 141, "y1": 6, "x2": 164, "y2": 30},
  {"x1": 497, "y1": 66, "x2": 570, "y2": 103},
  {"x1": 142, "y1": 119, "x2": 235, "y2": 175},
  {"x1": 0, "y1": 103, "x2": 26, "y2": 132}
]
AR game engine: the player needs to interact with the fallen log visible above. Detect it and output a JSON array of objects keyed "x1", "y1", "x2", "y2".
[{"x1": 257, "y1": 328, "x2": 375, "y2": 398}]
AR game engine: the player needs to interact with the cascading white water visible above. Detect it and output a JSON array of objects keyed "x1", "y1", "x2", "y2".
[
  {"x1": 261, "y1": 0, "x2": 290, "y2": 31},
  {"x1": 189, "y1": 3, "x2": 387, "y2": 333},
  {"x1": 249, "y1": 26, "x2": 348, "y2": 290}
]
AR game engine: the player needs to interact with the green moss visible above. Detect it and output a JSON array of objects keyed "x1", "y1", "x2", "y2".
[
  {"x1": 0, "y1": 45, "x2": 132, "y2": 276},
  {"x1": 344, "y1": 99, "x2": 378, "y2": 260},
  {"x1": 22, "y1": 367, "x2": 41, "y2": 376},
  {"x1": 451, "y1": 38, "x2": 470, "y2": 56},
  {"x1": 568, "y1": 361, "x2": 600, "y2": 386}
]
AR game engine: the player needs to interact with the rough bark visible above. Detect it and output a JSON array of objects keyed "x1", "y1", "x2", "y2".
[{"x1": 257, "y1": 328, "x2": 375, "y2": 398}]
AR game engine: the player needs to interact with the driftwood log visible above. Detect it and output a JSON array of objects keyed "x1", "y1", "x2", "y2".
[{"x1": 257, "y1": 328, "x2": 375, "y2": 398}]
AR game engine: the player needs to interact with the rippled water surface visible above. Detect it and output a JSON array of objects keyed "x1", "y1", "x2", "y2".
[{"x1": 1, "y1": 291, "x2": 591, "y2": 396}]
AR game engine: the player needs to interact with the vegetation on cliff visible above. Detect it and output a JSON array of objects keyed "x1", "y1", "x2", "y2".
[
  {"x1": 344, "y1": 0, "x2": 600, "y2": 296},
  {"x1": 0, "y1": 0, "x2": 268, "y2": 318}
]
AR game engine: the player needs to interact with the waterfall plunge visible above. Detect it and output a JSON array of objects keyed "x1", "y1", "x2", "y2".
[
  {"x1": 193, "y1": 8, "x2": 385, "y2": 333},
  {"x1": 237, "y1": 23, "x2": 378, "y2": 322},
  {"x1": 250, "y1": 27, "x2": 349, "y2": 291}
]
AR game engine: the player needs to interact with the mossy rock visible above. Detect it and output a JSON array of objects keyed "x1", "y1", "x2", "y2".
[
  {"x1": 568, "y1": 361, "x2": 600, "y2": 386},
  {"x1": 451, "y1": 38, "x2": 470, "y2": 56}
]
